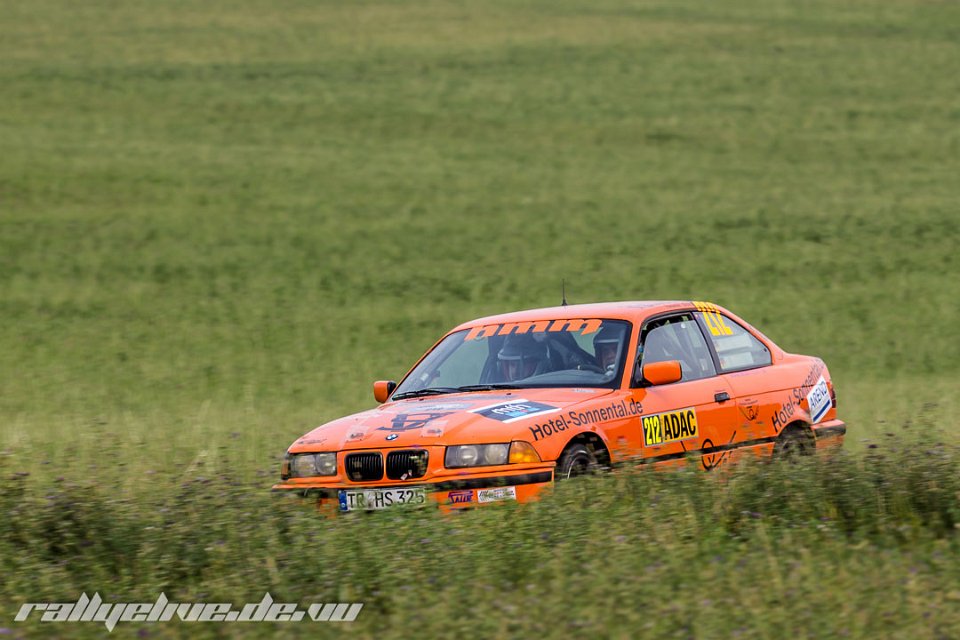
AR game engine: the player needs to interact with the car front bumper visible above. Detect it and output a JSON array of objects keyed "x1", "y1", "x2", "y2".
[{"x1": 272, "y1": 466, "x2": 556, "y2": 513}]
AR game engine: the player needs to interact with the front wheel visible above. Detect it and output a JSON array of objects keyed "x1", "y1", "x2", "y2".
[{"x1": 556, "y1": 444, "x2": 598, "y2": 479}]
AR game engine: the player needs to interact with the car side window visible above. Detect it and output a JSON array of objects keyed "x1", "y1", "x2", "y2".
[
  {"x1": 695, "y1": 313, "x2": 771, "y2": 372},
  {"x1": 639, "y1": 315, "x2": 716, "y2": 382}
]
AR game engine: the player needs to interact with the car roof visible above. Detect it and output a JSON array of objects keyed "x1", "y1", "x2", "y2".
[{"x1": 452, "y1": 300, "x2": 703, "y2": 331}]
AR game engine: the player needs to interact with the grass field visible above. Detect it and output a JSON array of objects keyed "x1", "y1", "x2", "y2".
[{"x1": 2, "y1": 0, "x2": 959, "y2": 637}]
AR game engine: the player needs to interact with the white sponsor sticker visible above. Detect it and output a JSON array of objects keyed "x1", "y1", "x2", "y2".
[
  {"x1": 476, "y1": 486, "x2": 517, "y2": 503},
  {"x1": 806, "y1": 376, "x2": 831, "y2": 424}
]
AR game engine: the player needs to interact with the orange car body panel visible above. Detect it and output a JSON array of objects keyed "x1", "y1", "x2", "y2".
[{"x1": 273, "y1": 301, "x2": 845, "y2": 511}]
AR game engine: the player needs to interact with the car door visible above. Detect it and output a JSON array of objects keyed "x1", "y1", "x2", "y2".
[
  {"x1": 627, "y1": 313, "x2": 738, "y2": 468},
  {"x1": 692, "y1": 308, "x2": 777, "y2": 444}
]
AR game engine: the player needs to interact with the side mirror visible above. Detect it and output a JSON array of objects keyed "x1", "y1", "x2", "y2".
[
  {"x1": 643, "y1": 361, "x2": 682, "y2": 386},
  {"x1": 373, "y1": 380, "x2": 397, "y2": 403}
]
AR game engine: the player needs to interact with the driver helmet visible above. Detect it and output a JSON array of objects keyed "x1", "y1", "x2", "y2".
[
  {"x1": 593, "y1": 324, "x2": 625, "y2": 371},
  {"x1": 498, "y1": 334, "x2": 548, "y2": 382}
]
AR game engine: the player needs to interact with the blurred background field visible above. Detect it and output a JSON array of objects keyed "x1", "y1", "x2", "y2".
[{"x1": 1, "y1": 0, "x2": 958, "y2": 637}]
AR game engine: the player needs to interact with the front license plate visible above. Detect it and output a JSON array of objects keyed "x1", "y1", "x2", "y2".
[{"x1": 338, "y1": 487, "x2": 427, "y2": 511}]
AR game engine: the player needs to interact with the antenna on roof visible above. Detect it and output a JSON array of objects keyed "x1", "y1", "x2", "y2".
[{"x1": 561, "y1": 279, "x2": 568, "y2": 306}]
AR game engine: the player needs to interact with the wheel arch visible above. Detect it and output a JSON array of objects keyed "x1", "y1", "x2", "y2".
[
  {"x1": 780, "y1": 419, "x2": 814, "y2": 439},
  {"x1": 558, "y1": 431, "x2": 611, "y2": 468},
  {"x1": 774, "y1": 419, "x2": 816, "y2": 458}
]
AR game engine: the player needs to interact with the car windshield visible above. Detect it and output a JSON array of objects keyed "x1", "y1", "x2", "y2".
[{"x1": 393, "y1": 319, "x2": 632, "y2": 398}]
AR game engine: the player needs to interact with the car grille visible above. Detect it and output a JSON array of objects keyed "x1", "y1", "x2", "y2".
[
  {"x1": 386, "y1": 450, "x2": 429, "y2": 480},
  {"x1": 345, "y1": 453, "x2": 383, "y2": 482}
]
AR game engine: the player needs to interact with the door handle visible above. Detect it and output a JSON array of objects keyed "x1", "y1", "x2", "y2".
[{"x1": 714, "y1": 392, "x2": 730, "y2": 403}]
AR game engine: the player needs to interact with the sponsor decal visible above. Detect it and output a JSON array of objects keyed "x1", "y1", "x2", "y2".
[
  {"x1": 806, "y1": 376, "x2": 831, "y2": 424},
  {"x1": 448, "y1": 490, "x2": 474, "y2": 504},
  {"x1": 642, "y1": 407, "x2": 699, "y2": 446},
  {"x1": 465, "y1": 318, "x2": 602, "y2": 341},
  {"x1": 477, "y1": 486, "x2": 517, "y2": 503},
  {"x1": 693, "y1": 301, "x2": 733, "y2": 336},
  {"x1": 738, "y1": 399, "x2": 760, "y2": 422},
  {"x1": 472, "y1": 400, "x2": 558, "y2": 423},
  {"x1": 378, "y1": 412, "x2": 452, "y2": 433},
  {"x1": 700, "y1": 432, "x2": 737, "y2": 471},
  {"x1": 528, "y1": 399, "x2": 642, "y2": 441},
  {"x1": 385, "y1": 434, "x2": 398, "y2": 441},
  {"x1": 800, "y1": 360, "x2": 826, "y2": 391},
  {"x1": 775, "y1": 363, "x2": 828, "y2": 431},
  {"x1": 771, "y1": 397, "x2": 797, "y2": 432},
  {"x1": 789, "y1": 360, "x2": 826, "y2": 406}
]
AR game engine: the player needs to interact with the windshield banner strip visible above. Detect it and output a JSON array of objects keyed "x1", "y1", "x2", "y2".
[{"x1": 465, "y1": 319, "x2": 602, "y2": 341}]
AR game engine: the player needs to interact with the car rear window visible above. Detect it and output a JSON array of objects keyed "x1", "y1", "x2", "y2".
[{"x1": 696, "y1": 313, "x2": 771, "y2": 372}]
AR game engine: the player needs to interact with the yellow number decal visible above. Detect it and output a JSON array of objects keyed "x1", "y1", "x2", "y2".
[{"x1": 694, "y1": 302, "x2": 733, "y2": 336}]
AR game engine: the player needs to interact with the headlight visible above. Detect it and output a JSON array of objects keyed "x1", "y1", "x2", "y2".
[
  {"x1": 289, "y1": 453, "x2": 338, "y2": 478},
  {"x1": 446, "y1": 445, "x2": 482, "y2": 468},
  {"x1": 315, "y1": 453, "x2": 337, "y2": 475},
  {"x1": 482, "y1": 443, "x2": 510, "y2": 465},
  {"x1": 445, "y1": 442, "x2": 532, "y2": 468}
]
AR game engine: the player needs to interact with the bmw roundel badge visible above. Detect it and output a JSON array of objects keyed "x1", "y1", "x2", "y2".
[{"x1": 385, "y1": 433, "x2": 399, "y2": 441}]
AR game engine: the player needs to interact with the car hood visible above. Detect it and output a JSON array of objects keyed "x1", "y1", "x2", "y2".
[{"x1": 289, "y1": 387, "x2": 619, "y2": 452}]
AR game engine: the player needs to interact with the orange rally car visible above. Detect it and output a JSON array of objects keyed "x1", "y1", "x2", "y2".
[{"x1": 273, "y1": 301, "x2": 845, "y2": 512}]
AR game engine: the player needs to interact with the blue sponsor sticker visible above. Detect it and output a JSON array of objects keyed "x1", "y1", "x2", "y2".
[
  {"x1": 448, "y1": 490, "x2": 474, "y2": 504},
  {"x1": 471, "y1": 400, "x2": 558, "y2": 423}
]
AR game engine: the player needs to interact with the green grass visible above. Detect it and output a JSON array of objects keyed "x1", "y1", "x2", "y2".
[
  {"x1": 1, "y1": 0, "x2": 959, "y2": 636},
  {"x1": 2, "y1": 441, "x2": 959, "y2": 638}
]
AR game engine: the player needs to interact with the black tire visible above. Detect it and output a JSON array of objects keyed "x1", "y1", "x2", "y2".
[
  {"x1": 773, "y1": 427, "x2": 814, "y2": 461},
  {"x1": 556, "y1": 444, "x2": 598, "y2": 479}
]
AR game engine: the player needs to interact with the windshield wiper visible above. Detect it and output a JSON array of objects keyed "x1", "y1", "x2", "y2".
[
  {"x1": 393, "y1": 383, "x2": 522, "y2": 400},
  {"x1": 392, "y1": 387, "x2": 462, "y2": 400},
  {"x1": 454, "y1": 384, "x2": 522, "y2": 392}
]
